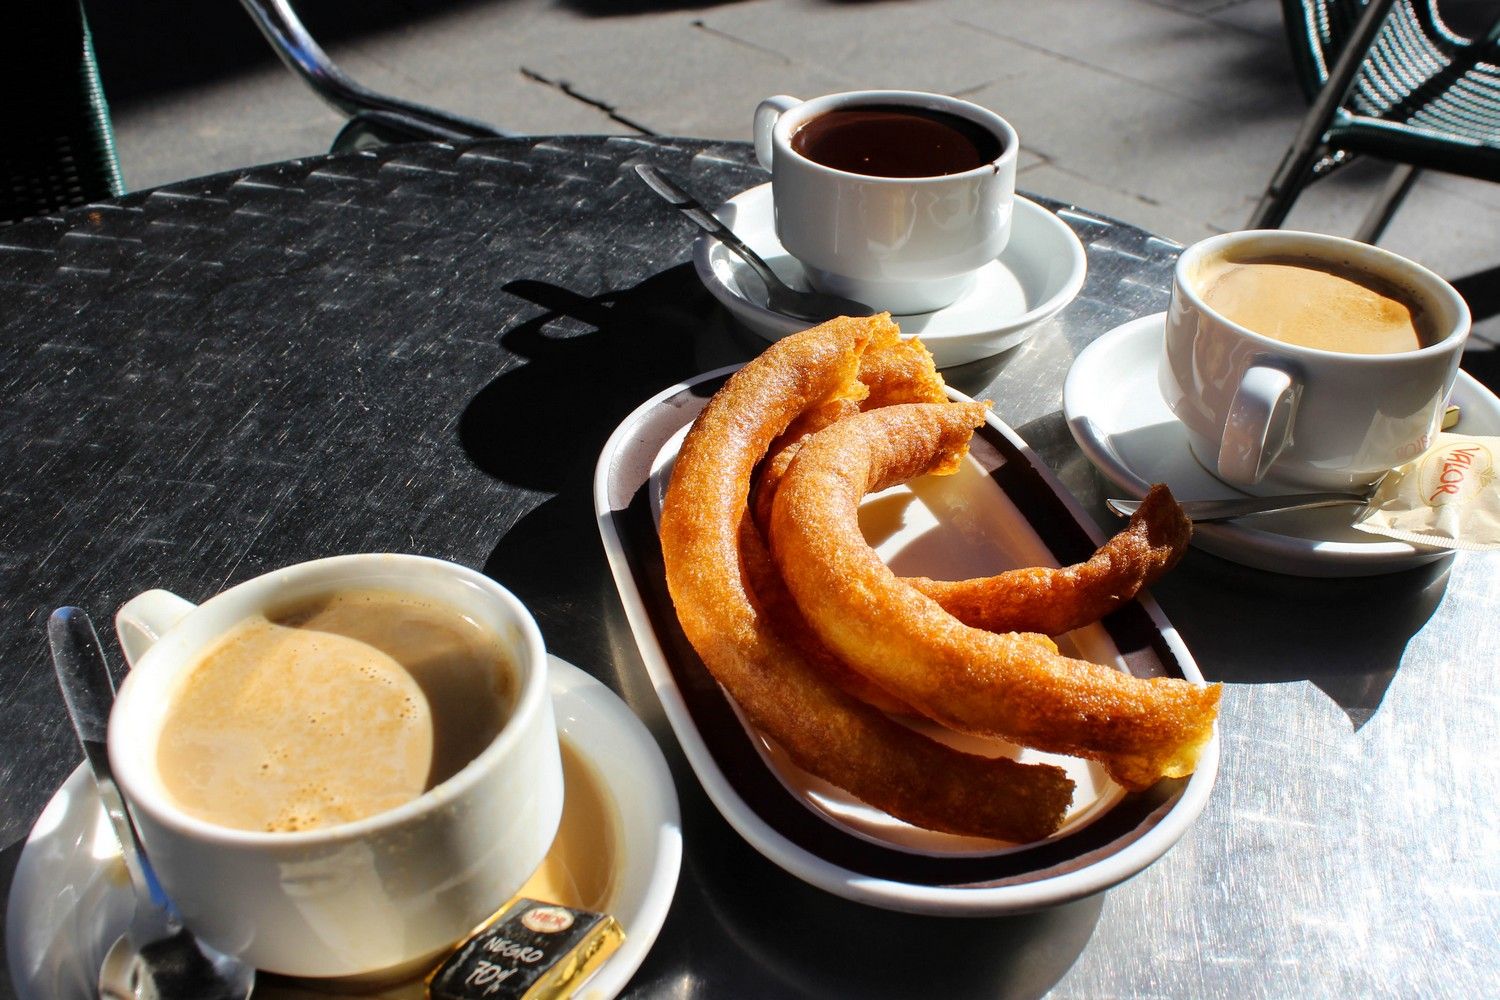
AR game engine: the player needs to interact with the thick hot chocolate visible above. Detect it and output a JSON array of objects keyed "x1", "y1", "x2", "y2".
[{"x1": 790, "y1": 104, "x2": 1003, "y2": 178}]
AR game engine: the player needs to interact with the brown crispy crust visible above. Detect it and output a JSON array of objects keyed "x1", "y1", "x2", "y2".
[
  {"x1": 751, "y1": 326, "x2": 948, "y2": 541},
  {"x1": 907, "y1": 484, "x2": 1192, "y2": 635},
  {"x1": 659, "y1": 316, "x2": 1074, "y2": 841},
  {"x1": 768, "y1": 403, "x2": 1220, "y2": 790}
]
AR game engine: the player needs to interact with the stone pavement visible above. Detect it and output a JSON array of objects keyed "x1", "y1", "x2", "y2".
[{"x1": 97, "y1": 0, "x2": 1498, "y2": 343}]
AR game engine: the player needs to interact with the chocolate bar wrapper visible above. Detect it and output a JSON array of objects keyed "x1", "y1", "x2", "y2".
[{"x1": 427, "y1": 898, "x2": 623, "y2": 1000}]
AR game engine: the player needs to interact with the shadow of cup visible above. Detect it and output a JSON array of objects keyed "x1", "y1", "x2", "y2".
[{"x1": 1151, "y1": 548, "x2": 1451, "y2": 727}]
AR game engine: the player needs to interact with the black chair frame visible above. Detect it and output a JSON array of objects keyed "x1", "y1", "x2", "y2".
[{"x1": 1250, "y1": 0, "x2": 1500, "y2": 243}]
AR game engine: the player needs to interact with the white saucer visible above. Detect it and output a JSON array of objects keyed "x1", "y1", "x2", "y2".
[
  {"x1": 5, "y1": 656, "x2": 681, "y2": 1000},
  {"x1": 692, "y1": 183, "x2": 1087, "y2": 369},
  {"x1": 1063, "y1": 313, "x2": 1500, "y2": 577}
]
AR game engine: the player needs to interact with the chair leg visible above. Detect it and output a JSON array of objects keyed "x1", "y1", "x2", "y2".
[
  {"x1": 1248, "y1": 0, "x2": 1400, "y2": 230},
  {"x1": 1248, "y1": 138, "x2": 1325, "y2": 229},
  {"x1": 1353, "y1": 164, "x2": 1421, "y2": 244}
]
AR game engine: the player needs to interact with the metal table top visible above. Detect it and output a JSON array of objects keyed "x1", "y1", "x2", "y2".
[{"x1": 0, "y1": 136, "x2": 1492, "y2": 999}]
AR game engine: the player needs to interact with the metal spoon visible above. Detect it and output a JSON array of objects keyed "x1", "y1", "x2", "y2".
[
  {"x1": 634, "y1": 163, "x2": 876, "y2": 322},
  {"x1": 1107, "y1": 489, "x2": 1374, "y2": 523},
  {"x1": 48, "y1": 607, "x2": 255, "y2": 1000}
]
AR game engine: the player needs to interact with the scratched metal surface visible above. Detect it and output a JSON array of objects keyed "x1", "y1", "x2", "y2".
[{"x1": 0, "y1": 137, "x2": 1493, "y2": 1000}]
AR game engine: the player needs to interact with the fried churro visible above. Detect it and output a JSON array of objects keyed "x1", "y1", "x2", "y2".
[
  {"x1": 768, "y1": 403, "x2": 1220, "y2": 789},
  {"x1": 659, "y1": 316, "x2": 1075, "y2": 841}
]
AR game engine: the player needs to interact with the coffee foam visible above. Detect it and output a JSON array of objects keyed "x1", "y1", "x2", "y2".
[
  {"x1": 155, "y1": 588, "x2": 518, "y2": 834},
  {"x1": 156, "y1": 616, "x2": 435, "y2": 833},
  {"x1": 1195, "y1": 253, "x2": 1430, "y2": 355}
]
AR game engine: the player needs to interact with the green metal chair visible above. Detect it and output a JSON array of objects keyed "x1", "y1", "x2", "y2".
[
  {"x1": 3, "y1": 0, "x2": 124, "y2": 224},
  {"x1": 1250, "y1": 0, "x2": 1500, "y2": 242},
  {"x1": 1, "y1": 0, "x2": 505, "y2": 227}
]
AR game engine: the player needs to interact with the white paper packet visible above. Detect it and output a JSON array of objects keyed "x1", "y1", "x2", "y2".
[{"x1": 1353, "y1": 433, "x2": 1500, "y2": 551}]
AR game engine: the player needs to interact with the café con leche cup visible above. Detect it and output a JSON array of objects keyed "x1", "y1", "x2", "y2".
[
  {"x1": 1158, "y1": 230, "x2": 1471, "y2": 494},
  {"x1": 753, "y1": 90, "x2": 1019, "y2": 315},
  {"x1": 109, "y1": 553, "x2": 563, "y2": 979}
]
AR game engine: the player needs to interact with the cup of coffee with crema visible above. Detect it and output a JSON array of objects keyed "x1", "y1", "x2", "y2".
[
  {"x1": 1159, "y1": 230, "x2": 1471, "y2": 493},
  {"x1": 753, "y1": 90, "x2": 1018, "y2": 314},
  {"x1": 109, "y1": 554, "x2": 563, "y2": 979}
]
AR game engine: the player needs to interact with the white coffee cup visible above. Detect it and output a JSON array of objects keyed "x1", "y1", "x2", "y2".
[
  {"x1": 109, "y1": 553, "x2": 563, "y2": 978},
  {"x1": 753, "y1": 90, "x2": 1019, "y2": 315},
  {"x1": 1158, "y1": 230, "x2": 1471, "y2": 494}
]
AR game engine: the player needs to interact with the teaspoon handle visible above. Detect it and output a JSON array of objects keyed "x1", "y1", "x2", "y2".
[
  {"x1": 634, "y1": 163, "x2": 785, "y2": 291},
  {"x1": 1107, "y1": 490, "x2": 1372, "y2": 522},
  {"x1": 48, "y1": 607, "x2": 174, "y2": 915}
]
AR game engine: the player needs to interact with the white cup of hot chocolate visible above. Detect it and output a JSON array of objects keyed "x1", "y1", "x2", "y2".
[
  {"x1": 753, "y1": 90, "x2": 1019, "y2": 315},
  {"x1": 109, "y1": 553, "x2": 563, "y2": 979},
  {"x1": 1158, "y1": 230, "x2": 1471, "y2": 494}
]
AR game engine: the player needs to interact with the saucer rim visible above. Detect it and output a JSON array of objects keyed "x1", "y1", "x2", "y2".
[
  {"x1": 691, "y1": 184, "x2": 1087, "y2": 366},
  {"x1": 1062, "y1": 312, "x2": 1486, "y2": 576},
  {"x1": 3, "y1": 655, "x2": 681, "y2": 1000}
]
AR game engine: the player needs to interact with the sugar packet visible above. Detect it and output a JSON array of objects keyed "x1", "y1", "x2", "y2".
[{"x1": 1353, "y1": 433, "x2": 1500, "y2": 551}]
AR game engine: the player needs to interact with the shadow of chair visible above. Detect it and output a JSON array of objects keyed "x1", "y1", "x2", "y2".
[
  {"x1": 2, "y1": 0, "x2": 124, "y2": 224},
  {"x1": 237, "y1": 0, "x2": 510, "y2": 151},
  {"x1": 1249, "y1": 0, "x2": 1500, "y2": 244}
]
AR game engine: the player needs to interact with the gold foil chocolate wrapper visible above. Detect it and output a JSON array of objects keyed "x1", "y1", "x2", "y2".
[
  {"x1": 426, "y1": 898, "x2": 623, "y2": 1000},
  {"x1": 1353, "y1": 433, "x2": 1500, "y2": 551}
]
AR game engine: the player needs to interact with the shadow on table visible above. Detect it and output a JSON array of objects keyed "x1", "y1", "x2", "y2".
[
  {"x1": 1462, "y1": 336, "x2": 1500, "y2": 395},
  {"x1": 1150, "y1": 550, "x2": 1452, "y2": 729},
  {"x1": 458, "y1": 266, "x2": 748, "y2": 665},
  {"x1": 1014, "y1": 396, "x2": 1454, "y2": 732},
  {"x1": 0, "y1": 837, "x2": 22, "y2": 998},
  {"x1": 627, "y1": 748, "x2": 1102, "y2": 1000}
]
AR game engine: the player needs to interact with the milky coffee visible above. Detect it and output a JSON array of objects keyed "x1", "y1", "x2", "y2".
[
  {"x1": 156, "y1": 588, "x2": 516, "y2": 834},
  {"x1": 1196, "y1": 253, "x2": 1434, "y2": 355}
]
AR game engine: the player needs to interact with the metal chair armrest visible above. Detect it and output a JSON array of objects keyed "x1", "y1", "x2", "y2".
[{"x1": 239, "y1": 0, "x2": 508, "y2": 142}]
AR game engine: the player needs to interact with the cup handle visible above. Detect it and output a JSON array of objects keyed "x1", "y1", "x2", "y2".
[
  {"x1": 753, "y1": 95, "x2": 800, "y2": 171},
  {"x1": 1217, "y1": 364, "x2": 1298, "y2": 486},
  {"x1": 116, "y1": 590, "x2": 197, "y2": 668}
]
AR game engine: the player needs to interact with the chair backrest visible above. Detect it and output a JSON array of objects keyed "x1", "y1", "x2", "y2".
[
  {"x1": 1277, "y1": 0, "x2": 1473, "y2": 102},
  {"x1": 2, "y1": 0, "x2": 123, "y2": 224}
]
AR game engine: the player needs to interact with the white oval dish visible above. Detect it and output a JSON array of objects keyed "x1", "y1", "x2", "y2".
[
  {"x1": 594, "y1": 368, "x2": 1218, "y2": 916},
  {"x1": 691, "y1": 184, "x2": 1087, "y2": 368}
]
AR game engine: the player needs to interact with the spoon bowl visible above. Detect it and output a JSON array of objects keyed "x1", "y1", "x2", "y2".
[{"x1": 48, "y1": 607, "x2": 255, "y2": 1000}]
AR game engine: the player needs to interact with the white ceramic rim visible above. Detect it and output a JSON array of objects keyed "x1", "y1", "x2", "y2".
[
  {"x1": 771, "y1": 90, "x2": 1019, "y2": 183},
  {"x1": 530, "y1": 657, "x2": 681, "y2": 998},
  {"x1": 689, "y1": 187, "x2": 1087, "y2": 359},
  {"x1": 1173, "y1": 229, "x2": 1472, "y2": 362},
  {"x1": 6, "y1": 655, "x2": 682, "y2": 1000},
  {"x1": 594, "y1": 368, "x2": 1219, "y2": 915},
  {"x1": 108, "y1": 553, "x2": 551, "y2": 848},
  {"x1": 1062, "y1": 312, "x2": 1488, "y2": 574}
]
